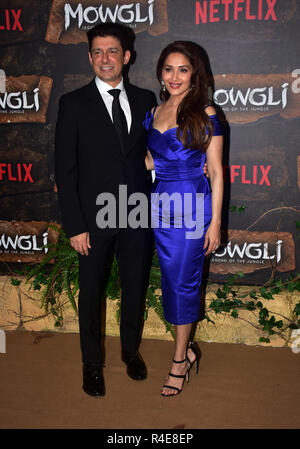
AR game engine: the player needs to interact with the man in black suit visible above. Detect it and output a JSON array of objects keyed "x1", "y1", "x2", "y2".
[{"x1": 55, "y1": 23, "x2": 156, "y2": 396}]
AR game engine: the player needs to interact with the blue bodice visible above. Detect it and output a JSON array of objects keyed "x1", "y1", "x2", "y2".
[{"x1": 143, "y1": 108, "x2": 223, "y2": 182}]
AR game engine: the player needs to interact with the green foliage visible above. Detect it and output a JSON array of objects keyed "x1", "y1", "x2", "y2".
[
  {"x1": 259, "y1": 337, "x2": 270, "y2": 343},
  {"x1": 207, "y1": 271, "x2": 300, "y2": 344},
  {"x1": 26, "y1": 225, "x2": 79, "y2": 326},
  {"x1": 22, "y1": 227, "x2": 174, "y2": 338},
  {"x1": 8, "y1": 223, "x2": 300, "y2": 345},
  {"x1": 230, "y1": 205, "x2": 246, "y2": 214},
  {"x1": 294, "y1": 303, "x2": 300, "y2": 316},
  {"x1": 10, "y1": 278, "x2": 21, "y2": 287}
]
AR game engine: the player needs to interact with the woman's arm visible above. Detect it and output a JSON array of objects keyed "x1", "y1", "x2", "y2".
[
  {"x1": 145, "y1": 149, "x2": 155, "y2": 170},
  {"x1": 204, "y1": 129, "x2": 223, "y2": 255}
]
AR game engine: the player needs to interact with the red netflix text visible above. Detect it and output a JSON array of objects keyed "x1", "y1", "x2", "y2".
[
  {"x1": 0, "y1": 163, "x2": 33, "y2": 183},
  {"x1": 195, "y1": 0, "x2": 277, "y2": 24},
  {"x1": 223, "y1": 164, "x2": 271, "y2": 185},
  {"x1": 0, "y1": 9, "x2": 23, "y2": 31}
]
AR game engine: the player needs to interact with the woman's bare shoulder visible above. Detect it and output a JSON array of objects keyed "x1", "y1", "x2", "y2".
[{"x1": 204, "y1": 105, "x2": 217, "y2": 116}]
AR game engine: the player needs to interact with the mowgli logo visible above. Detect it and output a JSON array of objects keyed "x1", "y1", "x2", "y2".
[
  {"x1": 209, "y1": 230, "x2": 295, "y2": 275},
  {"x1": 46, "y1": 0, "x2": 168, "y2": 44},
  {"x1": 0, "y1": 88, "x2": 40, "y2": 112},
  {"x1": 64, "y1": 0, "x2": 155, "y2": 29},
  {"x1": 0, "y1": 233, "x2": 49, "y2": 254},
  {"x1": 0, "y1": 73, "x2": 53, "y2": 124},
  {"x1": 213, "y1": 73, "x2": 300, "y2": 124}
]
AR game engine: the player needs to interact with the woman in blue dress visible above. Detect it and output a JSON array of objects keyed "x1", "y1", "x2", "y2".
[{"x1": 144, "y1": 41, "x2": 224, "y2": 396}]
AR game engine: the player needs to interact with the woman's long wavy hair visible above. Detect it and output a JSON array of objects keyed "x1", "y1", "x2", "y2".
[{"x1": 156, "y1": 41, "x2": 214, "y2": 151}]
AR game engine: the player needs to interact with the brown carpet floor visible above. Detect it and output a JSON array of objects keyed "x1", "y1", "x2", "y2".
[{"x1": 0, "y1": 331, "x2": 299, "y2": 429}]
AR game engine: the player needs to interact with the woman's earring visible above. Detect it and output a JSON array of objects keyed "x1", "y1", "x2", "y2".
[
  {"x1": 189, "y1": 84, "x2": 194, "y2": 91},
  {"x1": 161, "y1": 81, "x2": 166, "y2": 92}
]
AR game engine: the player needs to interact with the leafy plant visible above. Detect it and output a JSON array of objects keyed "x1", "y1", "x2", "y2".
[
  {"x1": 23, "y1": 226, "x2": 174, "y2": 335},
  {"x1": 206, "y1": 272, "x2": 300, "y2": 344},
  {"x1": 25, "y1": 225, "x2": 79, "y2": 327},
  {"x1": 7, "y1": 223, "x2": 300, "y2": 344},
  {"x1": 229, "y1": 205, "x2": 246, "y2": 214}
]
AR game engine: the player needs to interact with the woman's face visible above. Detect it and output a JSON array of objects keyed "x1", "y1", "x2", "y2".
[{"x1": 161, "y1": 52, "x2": 193, "y2": 99}]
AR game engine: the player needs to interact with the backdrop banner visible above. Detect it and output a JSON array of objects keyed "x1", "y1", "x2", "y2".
[{"x1": 0, "y1": 0, "x2": 299, "y2": 284}]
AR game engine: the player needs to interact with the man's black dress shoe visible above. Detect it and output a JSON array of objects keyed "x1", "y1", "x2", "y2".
[
  {"x1": 82, "y1": 363, "x2": 105, "y2": 396},
  {"x1": 121, "y1": 350, "x2": 147, "y2": 381}
]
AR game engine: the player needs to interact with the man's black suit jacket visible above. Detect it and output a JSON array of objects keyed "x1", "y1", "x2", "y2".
[{"x1": 55, "y1": 79, "x2": 157, "y2": 238}]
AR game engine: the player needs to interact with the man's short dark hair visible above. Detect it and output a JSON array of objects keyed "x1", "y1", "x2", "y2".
[{"x1": 87, "y1": 23, "x2": 135, "y2": 54}]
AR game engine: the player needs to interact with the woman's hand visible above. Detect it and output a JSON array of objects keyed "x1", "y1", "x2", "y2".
[
  {"x1": 145, "y1": 149, "x2": 154, "y2": 170},
  {"x1": 203, "y1": 162, "x2": 209, "y2": 178},
  {"x1": 203, "y1": 222, "x2": 221, "y2": 255}
]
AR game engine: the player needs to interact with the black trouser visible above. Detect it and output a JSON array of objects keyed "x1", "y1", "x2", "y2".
[{"x1": 78, "y1": 228, "x2": 153, "y2": 364}]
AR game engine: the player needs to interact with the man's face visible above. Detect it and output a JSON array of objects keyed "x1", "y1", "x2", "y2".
[{"x1": 88, "y1": 35, "x2": 130, "y2": 87}]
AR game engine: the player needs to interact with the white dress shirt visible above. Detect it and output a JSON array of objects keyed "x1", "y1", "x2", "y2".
[{"x1": 95, "y1": 76, "x2": 132, "y2": 133}]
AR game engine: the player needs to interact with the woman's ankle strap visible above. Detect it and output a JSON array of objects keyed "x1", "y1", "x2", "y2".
[{"x1": 172, "y1": 358, "x2": 186, "y2": 364}]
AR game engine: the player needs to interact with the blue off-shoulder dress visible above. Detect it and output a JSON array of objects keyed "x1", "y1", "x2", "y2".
[{"x1": 143, "y1": 107, "x2": 223, "y2": 325}]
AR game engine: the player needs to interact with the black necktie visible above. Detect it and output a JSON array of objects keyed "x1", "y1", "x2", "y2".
[{"x1": 108, "y1": 89, "x2": 128, "y2": 153}]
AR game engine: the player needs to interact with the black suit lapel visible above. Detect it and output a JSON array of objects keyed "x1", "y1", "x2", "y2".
[
  {"x1": 84, "y1": 80, "x2": 142, "y2": 157},
  {"x1": 86, "y1": 80, "x2": 133, "y2": 156},
  {"x1": 85, "y1": 80, "x2": 117, "y2": 137}
]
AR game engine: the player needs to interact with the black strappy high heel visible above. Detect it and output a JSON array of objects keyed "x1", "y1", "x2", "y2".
[
  {"x1": 186, "y1": 341, "x2": 200, "y2": 374},
  {"x1": 160, "y1": 358, "x2": 189, "y2": 397}
]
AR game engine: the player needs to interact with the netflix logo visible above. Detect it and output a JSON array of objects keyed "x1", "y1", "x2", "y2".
[
  {"x1": 226, "y1": 147, "x2": 289, "y2": 203},
  {"x1": 224, "y1": 164, "x2": 271, "y2": 186},
  {"x1": 0, "y1": 147, "x2": 50, "y2": 195},
  {"x1": 0, "y1": 163, "x2": 34, "y2": 183},
  {"x1": 0, "y1": 9, "x2": 23, "y2": 31},
  {"x1": 0, "y1": 2, "x2": 41, "y2": 44},
  {"x1": 195, "y1": 0, "x2": 278, "y2": 24}
]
